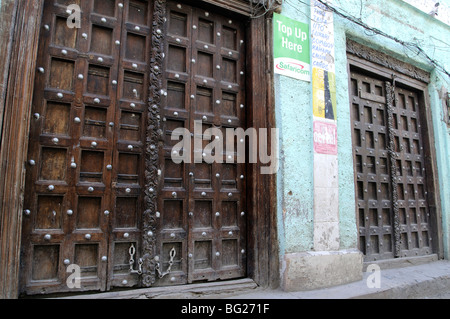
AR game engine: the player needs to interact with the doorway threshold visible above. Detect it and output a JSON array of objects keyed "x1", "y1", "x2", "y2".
[
  {"x1": 362, "y1": 254, "x2": 439, "y2": 271},
  {"x1": 55, "y1": 278, "x2": 259, "y2": 299}
]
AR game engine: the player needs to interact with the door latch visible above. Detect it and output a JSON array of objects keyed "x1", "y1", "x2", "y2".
[
  {"x1": 129, "y1": 243, "x2": 143, "y2": 275},
  {"x1": 155, "y1": 247, "x2": 177, "y2": 279}
]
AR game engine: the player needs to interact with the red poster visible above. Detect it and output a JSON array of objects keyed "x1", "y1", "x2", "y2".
[{"x1": 313, "y1": 120, "x2": 338, "y2": 155}]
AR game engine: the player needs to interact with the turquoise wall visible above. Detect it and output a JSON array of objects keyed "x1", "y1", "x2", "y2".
[
  {"x1": 276, "y1": 3, "x2": 314, "y2": 255},
  {"x1": 277, "y1": 0, "x2": 450, "y2": 258}
]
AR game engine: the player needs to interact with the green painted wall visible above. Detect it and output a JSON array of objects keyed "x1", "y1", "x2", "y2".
[
  {"x1": 276, "y1": 0, "x2": 450, "y2": 259},
  {"x1": 275, "y1": 2, "x2": 314, "y2": 256}
]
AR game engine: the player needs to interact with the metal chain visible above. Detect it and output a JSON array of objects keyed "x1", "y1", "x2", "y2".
[
  {"x1": 129, "y1": 244, "x2": 143, "y2": 275},
  {"x1": 155, "y1": 247, "x2": 176, "y2": 279}
]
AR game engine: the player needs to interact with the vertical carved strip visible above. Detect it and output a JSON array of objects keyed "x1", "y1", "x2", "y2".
[
  {"x1": 385, "y1": 81, "x2": 401, "y2": 258},
  {"x1": 141, "y1": 0, "x2": 166, "y2": 287}
]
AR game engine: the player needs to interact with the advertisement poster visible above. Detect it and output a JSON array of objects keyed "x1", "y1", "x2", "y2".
[
  {"x1": 311, "y1": 0, "x2": 338, "y2": 155},
  {"x1": 311, "y1": 0, "x2": 337, "y2": 122},
  {"x1": 313, "y1": 120, "x2": 338, "y2": 155},
  {"x1": 273, "y1": 13, "x2": 311, "y2": 82}
]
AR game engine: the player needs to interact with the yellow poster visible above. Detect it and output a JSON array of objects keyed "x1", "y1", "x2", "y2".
[
  {"x1": 312, "y1": 67, "x2": 337, "y2": 120},
  {"x1": 313, "y1": 68, "x2": 325, "y2": 118}
]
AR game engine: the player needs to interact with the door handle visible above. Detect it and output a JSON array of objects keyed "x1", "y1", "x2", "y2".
[{"x1": 129, "y1": 243, "x2": 143, "y2": 275}]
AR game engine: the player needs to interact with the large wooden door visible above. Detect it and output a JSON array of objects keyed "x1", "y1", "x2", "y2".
[
  {"x1": 154, "y1": 1, "x2": 247, "y2": 286},
  {"x1": 20, "y1": 0, "x2": 152, "y2": 295},
  {"x1": 21, "y1": 0, "x2": 248, "y2": 295},
  {"x1": 350, "y1": 70, "x2": 435, "y2": 262}
]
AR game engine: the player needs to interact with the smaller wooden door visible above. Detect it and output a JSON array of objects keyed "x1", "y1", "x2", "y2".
[{"x1": 350, "y1": 70, "x2": 434, "y2": 262}]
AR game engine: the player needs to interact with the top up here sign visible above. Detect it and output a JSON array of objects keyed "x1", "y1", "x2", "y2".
[{"x1": 273, "y1": 13, "x2": 311, "y2": 82}]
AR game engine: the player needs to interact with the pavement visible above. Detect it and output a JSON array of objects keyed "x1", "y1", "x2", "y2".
[
  {"x1": 223, "y1": 260, "x2": 450, "y2": 299},
  {"x1": 58, "y1": 259, "x2": 450, "y2": 299}
]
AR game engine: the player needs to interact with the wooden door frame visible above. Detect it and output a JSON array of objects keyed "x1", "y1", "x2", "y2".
[
  {"x1": 346, "y1": 39, "x2": 444, "y2": 260},
  {"x1": 244, "y1": 5, "x2": 279, "y2": 289},
  {"x1": 1, "y1": 0, "x2": 278, "y2": 298},
  {"x1": 0, "y1": 0, "x2": 44, "y2": 299}
]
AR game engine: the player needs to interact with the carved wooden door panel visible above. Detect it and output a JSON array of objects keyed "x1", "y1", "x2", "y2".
[
  {"x1": 390, "y1": 85, "x2": 433, "y2": 258},
  {"x1": 155, "y1": 1, "x2": 247, "y2": 286},
  {"x1": 350, "y1": 71, "x2": 434, "y2": 262},
  {"x1": 21, "y1": 0, "x2": 152, "y2": 295},
  {"x1": 351, "y1": 73, "x2": 396, "y2": 262}
]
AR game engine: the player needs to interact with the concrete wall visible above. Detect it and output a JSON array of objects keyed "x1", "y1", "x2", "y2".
[{"x1": 276, "y1": 0, "x2": 450, "y2": 291}]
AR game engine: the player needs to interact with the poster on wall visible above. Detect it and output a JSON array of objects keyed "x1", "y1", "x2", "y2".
[
  {"x1": 313, "y1": 68, "x2": 336, "y2": 120},
  {"x1": 313, "y1": 120, "x2": 338, "y2": 155},
  {"x1": 311, "y1": 0, "x2": 337, "y2": 122},
  {"x1": 273, "y1": 13, "x2": 311, "y2": 82},
  {"x1": 311, "y1": 0, "x2": 338, "y2": 155}
]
